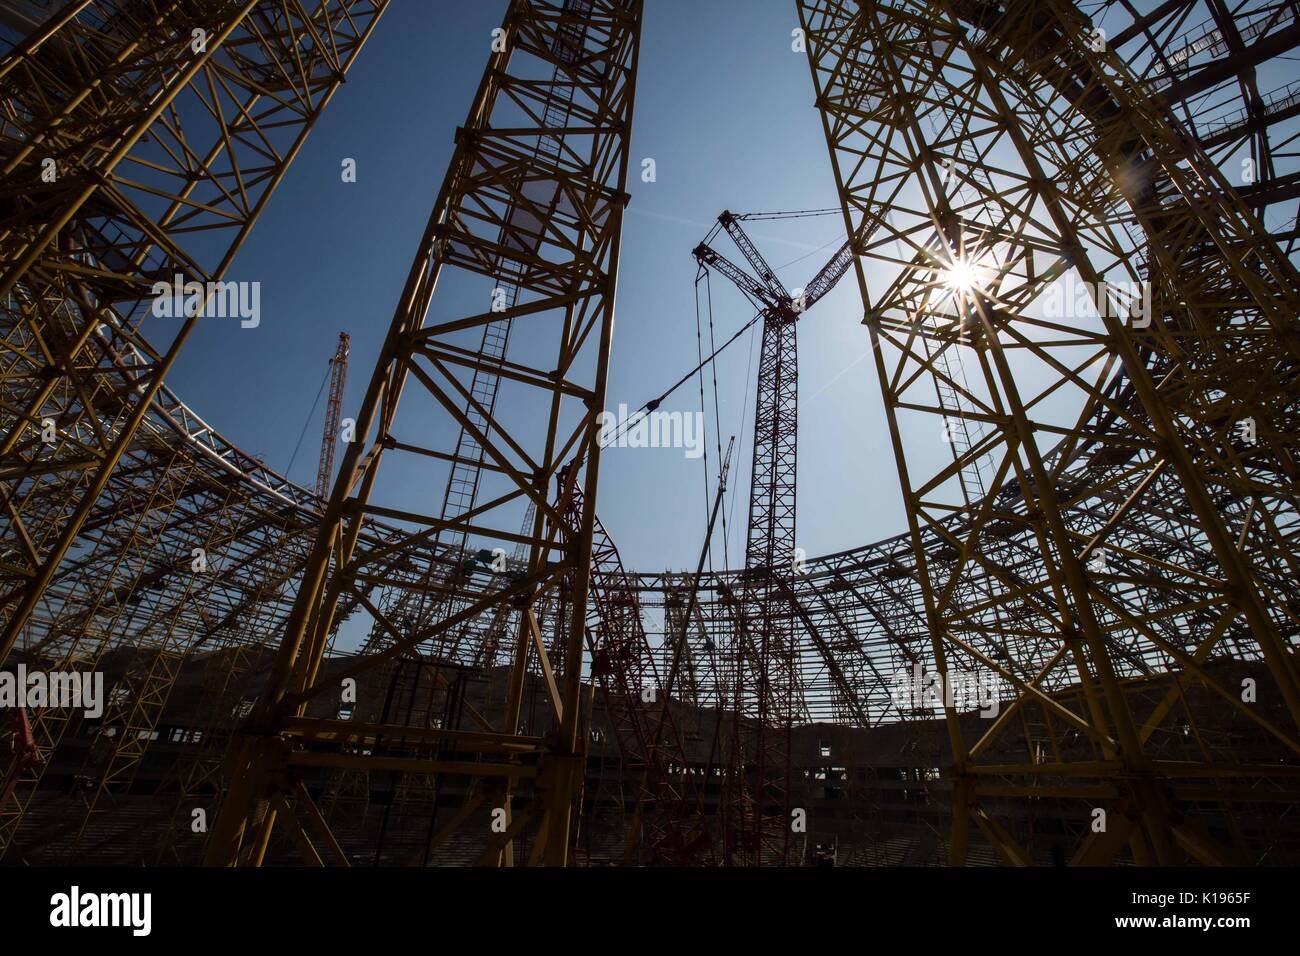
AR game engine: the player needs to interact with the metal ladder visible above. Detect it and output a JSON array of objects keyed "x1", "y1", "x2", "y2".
[{"x1": 432, "y1": 0, "x2": 592, "y2": 558}]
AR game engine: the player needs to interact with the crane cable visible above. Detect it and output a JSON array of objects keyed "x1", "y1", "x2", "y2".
[
  {"x1": 695, "y1": 265, "x2": 731, "y2": 574},
  {"x1": 774, "y1": 232, "x2": 846, "y2": 272},
  {"x1": 284, "y1": 362, "x2": 333, "y2": 480},
  {"x1": 729, "y1": 310, "x2": 759, "y2": 564},
  {"x1": 694, "y1": 266, "x2": 711, "y2": 531},
  {"x1": 705, "y1": 267, "x2": 731, "y2": 573},
  {"x1": 599, "y1": 300, "x2": 763, "y2": 450},
  {"x1": 735, "y1": 207, "x2": 842, "y2": 221}
]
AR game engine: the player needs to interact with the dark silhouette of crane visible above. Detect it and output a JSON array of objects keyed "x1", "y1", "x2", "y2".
[
  {"x1": 692, "y1": 210, "x2": 853, "y2": 864},
  {"x1": 315, "y1": 332, "x2": 350, "y2": 501}
]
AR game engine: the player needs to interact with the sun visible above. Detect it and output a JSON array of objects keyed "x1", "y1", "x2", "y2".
[
  {"x1": 942, "y1": 257, "x2": 982, "y2": 295},
  {"x1": 936, "y1": 246, "x2": 1005, "y2": 305}
]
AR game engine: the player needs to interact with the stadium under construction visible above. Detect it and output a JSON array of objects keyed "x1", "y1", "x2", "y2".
[{"x1": 2, "y1": 0, "x2": 1300, "y2": 871}]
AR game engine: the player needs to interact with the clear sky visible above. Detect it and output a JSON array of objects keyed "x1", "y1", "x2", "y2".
[{"x1": 163, "y1": 0, "x2": 906, "y2": 576}]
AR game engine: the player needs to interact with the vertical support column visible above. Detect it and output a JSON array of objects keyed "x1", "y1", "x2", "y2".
[
  {"x1": 797, "y1": 0, "x2": 1298, "y2": 864},
  {"x1": 206, "y1": 0, "x2": 644, "y2": 868}
]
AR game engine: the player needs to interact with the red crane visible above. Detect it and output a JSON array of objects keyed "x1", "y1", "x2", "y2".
[
  {"x1": 316, "y1": 332, "x2": 350, "y2": 501},
  {"x1": 693, "y1": 210, "x2": 852, "y2": 864}
]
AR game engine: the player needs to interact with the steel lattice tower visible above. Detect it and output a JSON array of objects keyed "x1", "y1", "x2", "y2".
[
  {"x1": 0, "y1": 0, "x2": 386, "y2": 860},
  {"x1": 2, "y1": 0, "x2": 1298, "y2": 869},
  {"x1": 799, "y1": 0, "x2": 1300, "y2": 864},
  {"x1": 206, "y1": 0, "x2": 644, "y2": 868},
  {"x1": 0, "y1": 0, "x2": 388, "y2": 660}
]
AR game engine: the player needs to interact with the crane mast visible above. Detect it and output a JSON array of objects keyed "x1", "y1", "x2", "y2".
[
  {"x1": 693, "y1": 210, "x2": 851, "y2": 864},
  {"x1": 315, "y1": 333, "x2": 350, "y2": 501}
]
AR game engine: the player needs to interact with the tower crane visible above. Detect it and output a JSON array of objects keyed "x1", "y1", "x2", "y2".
[
  {"x1": 692, "y1": 209, "x2": 853, "y2": 864},
  {"x1": 315, "y1": 333, "x2": 350, "y2": 501}
]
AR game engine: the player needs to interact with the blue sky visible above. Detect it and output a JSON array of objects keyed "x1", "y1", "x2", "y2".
[{"x1": 163, "y1": 0, "x2": 905, "y2": 576}]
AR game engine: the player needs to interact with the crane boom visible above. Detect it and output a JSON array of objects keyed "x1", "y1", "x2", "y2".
[
  {"x1": 720, "y1": 210, "x2": 789, "y2": 300},
  {"x1": 692, "y1": 241, "x2": 778, "y2": 307},
  {"x1": 800, "y1": 239, "x2": 853, "y2": 310}
]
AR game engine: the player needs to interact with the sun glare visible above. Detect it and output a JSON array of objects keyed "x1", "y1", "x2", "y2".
[{"x1": 944, "y1": 259, "x2": 979, "y2": 293}]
